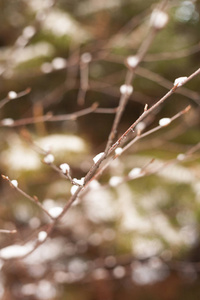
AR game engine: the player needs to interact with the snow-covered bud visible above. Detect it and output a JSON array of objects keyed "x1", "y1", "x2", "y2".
[
  {"x1": 120, "y1": 84, "x2": 133, "y2": 95},
  {"x1": 128, "y1": 167, "x2": 142, "y2": 179},
  {"x1": 44, "y1": 154, "x2": 54, "y2": 164},
  {"x1": 22, "y1": 26, "x2": 36, "y2": 39},
  {"x1": 174, "y1": 77, "x2": 188, "y2": 87},
  {"x1": 38, "y1": 231, "x2": 47, "y2": 242},
  {"x1": 60, "y1": 163, "x2": 70, "y2": 174},
  {"x1": 150, "y1": 9, "x2": 168, "y2": 29},
  {"x1": 81, "y1": 52, "x2": 92, "y2": 64},
  {"x1": 93, "y1": 152, "x2": 105, "y2": 164},
  {"x1": 73, "y1": 177, "x2": 85, "y2": 186},
  {"x1": 48, "y1": 207, "x2": 63, "y2": 218},
  {"x1": 8, "y1": 91, "x2": 17, "y2": 99},
  {"x1": 0, "y1": 243, "x2": 33, "y2": 259},
  {"x1": 11, "y1": 180, "x2": 18, "y2": 188},
  {"x1": 1, "y1": 118, "x2": 14, "y2": 126},
  {"x1": 89, "y1": 180, "x2": 100, "y2": 190},
  {"x1": 126, "y1": 55, "x2": 139, "y2": 68},
  {"x1": 177, "y1": 153, "x2": 185, "y2": 161},
  {"x1": 136, "y1": 122, "x2": 146, "y2": 132},
  {"x1": 70, "y1": 185, "x2": 79, "y2": 195},
  {"x1": 43, "y1": 144, "x2": 51, "y2": 153},
  {"x1": 109, "y1": 176, "x2": 123, "y2": 187},
  {"x1": 52, "y1": 57, "x2": 67, "y2": 70},
  {"x1": 159, "y1": 118, "x2": 171, "y2": 127},
  {"x1": 115, "y1": 147, "x2": 123, "y2": 155}
]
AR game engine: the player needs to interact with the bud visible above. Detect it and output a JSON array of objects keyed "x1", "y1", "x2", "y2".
[
  {"x1": 174, "y1": 77, "x2": 188, "y2": 87},
  {"x1": 8, "y1": 91, "x2": 17, "y2": 99},
  {"x1": 60, "y1": 163, "x2": 70, "y2": 174},
  {"x1": 177, "y1": 153, "x2": 185, "y2": 161},
  {"x1": 128, "y1": 168, "x2": 142, "y2": 179},
  {"x1": 150, "y1": 9, "x2": 168, "y2": 29},
  {"x1": 11, "y1": 180, "x2": 18, "y2": 187},
  {"x1": 23, "y1": 26, "x2": 36, "y2": 39},
  {"x1": 44, "y1": 154, "x2": 54, "y2": 164},
  {"x1": 52, "y1": 57, "x2": 67, "y2": 70},
  {"x1": 109, "y1": 176, "x2": 123, "y2": 187},
  {"x1": 1, "y1": 118, "x2": 14, "y2": 126},
  {"x1": 48, "y1": 207, "x2": 63, "y2": 218},
  {"x1": 126, "y1": 55, "x2": 139, "y2": 68},
  {"x1": 93, "y1": 152, "x2": 105, "y2": 164},
  {"x1": 136, "y1": 122, "x2": 146, "y2": 132},
  {"x1": 159, "y1": 118, "x2": 171, "y2": 127},
  {"x1": 115, "y1": 147, "x2": 123, "y2": 155},
  {"x1": 81, "y1": 52, "x2": 92, "y2": 64},
  {"x1": 38, "y1": 231, "x2": 47, "y2": 242},
  {"x1": 120, "y1": 84, "x2": 133, "y2": 95},
  {"x1": 70, "y1": 185, "x2": 79, "y2": 195},
  {"x1": 73, "y1": 177, "x2": 85, "y2": 186}
]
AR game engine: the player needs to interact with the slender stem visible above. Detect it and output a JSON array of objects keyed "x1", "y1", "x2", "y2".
[
  {"x1": 0, "y1": 103, "x2": 119, "y2": 127},
  {"x1": 0, "y1": 88, "x2": 31, "y2": 110},
  {"x1": 104, "y1": 0, "x2": 169, "y2": 153},
  {"x1": 83, "y1": 105, "x2": 191, "y2": 188},
  {"x1": 1, "y1": 175, "x2": 54, "y2": 220}
]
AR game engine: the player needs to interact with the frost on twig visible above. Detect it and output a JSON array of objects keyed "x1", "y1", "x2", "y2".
[
  {"x1": 48, "y1": 207, "x2": 63, "y2": 218},
  {"x1": 126, "y1": 56, "x2": 139, "y2": 69},
  {"x1": 38, "y1": 231, "x2": 48, "y2": 242},
  {"x1": 0, "y1": 229, "x2": 17, "y2": 234},
  {"x1": 128, "y1": 168, "x2": 143, "y2": 179},
  {"x1": 70, "y1": 185, "x2": 79, "y2": 195},
  {"x1": 1, "y1": 118, "x2": 14, "y2": 126},
  {"x1": 43, "y1": 154, "x2": 55, "y2": 164},
  {"x1": 93, "y1": 152, "x2": 105, "y2": 164},
  {"x1": 115, "y1": 147, "x2": 123, "y2": 155},
  {"x1": 136, "y1": 122, "x2": 146, "y2": 134},
  {"x1": 109, "y1": 176, "x2": 123, "y2": 187},
  {"x1": 81, "y1": 52, "x2": 92, "y2": 64},
  {"x1": 174, "y1": 77, "x2": 188, "y2": 87},
  {"x1": 73, "y1": 177, "x2": 85, "y2": 186},
  {"x1": 0, "y1": 88, "x2": 31, "y2": 110},
  {"x1": 0, "y1": 243, "x2": 34, "y2": 259},
  {"x1": 0, "y1": 2, "x2": 200, "y2": 286},
  {"x1": 10, "y1": 179, "x2": 19, "y2": 188},
  {"x1": 7, "y1": 91, "x2": 17, "y2": 99},
  {"x1": 159, "y1": 118, "x2": 171, "y2": 127},
  {"x1": 177, "y1": 153, "x2": 186, "y2": 161},
  {"x1": 120, "y1": 84, "x2": 133, "y2": 95},
  {"x1": 150, "y1": 9, "x2": 168, "y2": 29},
  {"x1": 60, "y1": 163, "x2": 70, "y2": 174}
]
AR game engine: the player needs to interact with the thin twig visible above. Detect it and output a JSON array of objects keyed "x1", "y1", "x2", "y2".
[
  {"x1": 0, "y1": 103, "x2": 119, "y2": 127},
  {"x1": 108, "y1": 68, "x2": 200, "y2": 155},
  {"x1": 77, "y1": 57, "x2": 90, "y2": 106},
  {"x1": 136, "y1": 67, "x2": 200, "y2": 105},
  {"x1": 83, "y1": 105, "x2": 191, "y2": 189},
  {"x1": 0, "y1": 88, "x2": 31, "y2": 110},
  {"x1": 104, "y1": 3, "x2": 166, "y2": 153},
  {"x1": 144, "y1": 42, "x2": 200, "y2": 62},
  {"x1": 1, "y1": 175, "x2": 54, "y2": 220},
  {"x1": 0, "y1": 229, "x2": 17, "y2": 234},
  {"x1": 3, "y1": 68, "x2": 199, "y2": 262}
]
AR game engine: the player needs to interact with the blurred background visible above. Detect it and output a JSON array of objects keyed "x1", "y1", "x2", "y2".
[{"x1": 0, "y1": 0, "x2": 200, "y2": 299}]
